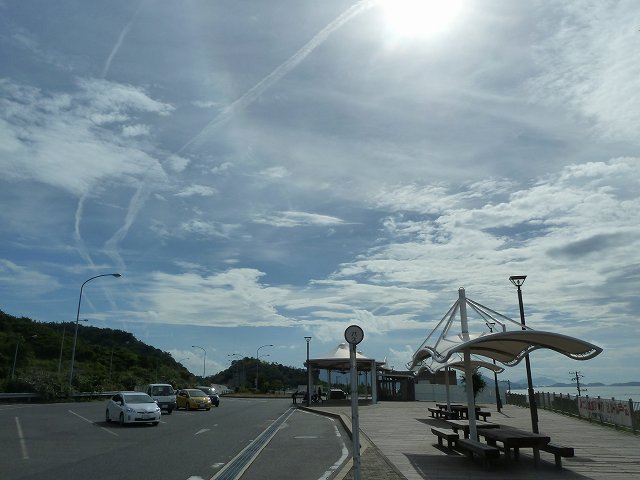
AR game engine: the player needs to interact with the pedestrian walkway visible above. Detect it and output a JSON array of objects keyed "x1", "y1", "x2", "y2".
[{"x1": 303, "y1": 401, "x2": 640, "y2": 480}]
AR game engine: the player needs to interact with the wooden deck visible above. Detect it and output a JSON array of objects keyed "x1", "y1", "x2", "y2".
[{"x1": 308, "y1": 401, "x2": 640, "y2": 480}]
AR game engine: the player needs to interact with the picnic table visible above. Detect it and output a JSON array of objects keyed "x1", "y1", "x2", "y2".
[
  {"x1": 478, "y1": 427, "x2": 550, "y2": 465},
  {"x1": 446, "y1": 419, "x2": 500, "y2": 438}
]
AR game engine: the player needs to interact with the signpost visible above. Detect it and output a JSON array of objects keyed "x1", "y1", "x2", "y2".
[{"x1": 345, "y1": 325, "x2": 364, "y2": 480}]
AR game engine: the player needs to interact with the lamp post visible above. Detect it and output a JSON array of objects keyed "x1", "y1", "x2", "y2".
[
  {"x1": 304, "y1": 336, "x2": 312, "y2": 406},
  {"x1": 57, "y1": 325, "x2": 66, "y2": 376},
  {"x1": 510, "y1": 275, "x2": 539, "y2": 433},
  {"x1": 192, "y1": 345, "x2": 206, "y2": 379},
  {"x1": 69, "y1": 273, "x2": 121, "y2": 391},
  {"x1": 486, "y1": 322, "x2": 502, "y2": 412},
  {"x1": 12, "y1": 335, "x2": 37, "y2": 380},
  {"x1": 255, "y1": 344, "x2": 273, "y2": 391},
  {"x1": 228, "y1": 353, "x2": 241, "y2": 388}
]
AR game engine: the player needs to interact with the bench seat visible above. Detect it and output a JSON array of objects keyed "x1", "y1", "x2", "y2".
[
  {"x1": 457, "y1": 438, "x2": 500, "y2": 468},
  {"x1": 431, "y1": 427, "x2": 459, "y2": 449},
  {"x1": 476, "y1": 410, "x2": 491, "y2": 421},
  {"x1": 541, "y1": 442, "x2": 574, "y2": 468}
]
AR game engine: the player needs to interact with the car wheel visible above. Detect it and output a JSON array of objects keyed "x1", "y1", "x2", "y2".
[
  {"x1": 206, "y1": 407, "x2": 211, "y2": 411},
  {"x1": 167, "y1": 409, "x2": 172, "y2": 415},
  {"x1": 186, "y1": 403, "x2": 191, "y2": 411},
  {"x1": 105, "y1": 409, "x2": 111, "y2": 423},
  {"x1": 152, "y1": 421, "x2": 159, "y2": 426},
  {"x1": 119, "y1": 413, "x2": 125, "y2": 426}
]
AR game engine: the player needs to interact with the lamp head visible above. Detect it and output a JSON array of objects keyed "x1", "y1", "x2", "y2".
[
  {"x1": 509, "y1": 275, "x2": 527, "y2": 287},
  {"x1": 304, "y1": 336, "x2": 311, "y2": 343},
  {"x1": 111, "y1": 273, "x2": 122, "y2": 278}
]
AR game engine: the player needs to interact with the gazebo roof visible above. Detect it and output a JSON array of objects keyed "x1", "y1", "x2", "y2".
[{"x1": 306, "y1": 343, "x2": 385, "y2": 371}]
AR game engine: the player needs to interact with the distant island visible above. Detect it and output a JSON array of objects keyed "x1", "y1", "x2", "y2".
[{"x1": 498, "y1": 378, "x2": 640, "y2": 389}]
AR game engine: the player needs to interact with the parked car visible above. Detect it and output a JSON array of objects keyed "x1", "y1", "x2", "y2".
[
  {"x1": 105, "y1": 391, "x2": 161, "y2": 426},
  {"x1": 176, "y1": 388, "x2": 212, "y2": 410},
  {"x1": 329, "y1": 388, "x2": 347, "y2": 400},
  {"x1": 195, "y1": 386, "x2": 220, "y2": 407},
  {"x1": 146, "y1": 383, "x2": 176, "y2": 414}
]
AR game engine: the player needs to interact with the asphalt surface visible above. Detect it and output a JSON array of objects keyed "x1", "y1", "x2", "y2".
[{"x1": 1, "y1": 397, "x2": 351, "y2": 480}]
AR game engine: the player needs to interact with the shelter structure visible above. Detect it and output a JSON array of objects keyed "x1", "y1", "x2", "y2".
[
  {"x1": 409, "y1": 287, "x2": 603, "y2": 440},
  {"x1": 306, "y1": 343, "x2": 386, "y2": 402}
]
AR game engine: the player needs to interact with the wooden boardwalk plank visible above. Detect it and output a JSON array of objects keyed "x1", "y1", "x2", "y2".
[{"x1": 312, "y1": 401, "x2": 640, "y2": 479}]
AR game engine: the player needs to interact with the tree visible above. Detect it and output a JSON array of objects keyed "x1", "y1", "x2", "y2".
[{"x1": 461, "y1": 371, "x2": 487, "y2": 400}]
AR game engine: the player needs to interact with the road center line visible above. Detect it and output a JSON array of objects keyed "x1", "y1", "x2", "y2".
[{"x1": 15, "y1": 417, "x2": 29, "y2": 460}]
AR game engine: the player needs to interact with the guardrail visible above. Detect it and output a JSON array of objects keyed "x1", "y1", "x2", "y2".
[
  {"x1": 506, "y1": 391, "x2": 639, "y2": 435},
  {"x1": 0, "y1": 391, "x2": 116, "y2": 402}
]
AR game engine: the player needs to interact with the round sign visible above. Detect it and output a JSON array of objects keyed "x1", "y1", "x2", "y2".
[{"x1": 344, "y1": 325, "x2": 364, "y2": 345}]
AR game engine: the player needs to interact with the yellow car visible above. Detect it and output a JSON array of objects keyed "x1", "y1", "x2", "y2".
[{"x1": 176, "y1": 388, "x2": 212, "y2": 411}]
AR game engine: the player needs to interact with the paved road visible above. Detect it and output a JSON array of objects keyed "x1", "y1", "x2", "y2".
[{"x1": 1, "y1": 398, "x2": 350, "y2": 480}]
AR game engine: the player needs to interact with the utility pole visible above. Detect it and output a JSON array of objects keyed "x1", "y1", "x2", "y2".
[{"x1": 570, "y1": 371, "x2": 586, "y2": 396}]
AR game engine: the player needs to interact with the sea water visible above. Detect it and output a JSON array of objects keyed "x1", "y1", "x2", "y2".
[{"x1": 509, "y1": 385, "x2": 640, "y2": 403}]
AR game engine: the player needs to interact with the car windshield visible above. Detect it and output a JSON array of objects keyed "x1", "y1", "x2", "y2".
[
  {"x1": 151, "y1": 386, "x2": 173, "y2": 395},
  {"x1": 199, "y1": 387, "x2": 214, "y2": 394},
  {"x1": 188, "y1": 389, "x2": 207, "y2": 397},
  {"x1": 124, "y1": 394, "x2": 155, "y2": 404}
]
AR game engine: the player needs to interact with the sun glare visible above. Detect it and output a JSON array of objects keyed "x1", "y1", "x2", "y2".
[{"x1": 379, "y1": 0, "x2": 464, "y2": 38}]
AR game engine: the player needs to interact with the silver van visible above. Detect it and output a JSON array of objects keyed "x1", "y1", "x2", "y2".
[{"x1": 146, "y1": 383, "x2": 176, "y2": 414}]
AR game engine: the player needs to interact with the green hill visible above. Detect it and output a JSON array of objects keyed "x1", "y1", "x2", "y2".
[
  {"x1": 1, "y1": 310, "x2": 311, "y2": 399},
  {"x1": 0, "y1": 310, "x2": 195, "y2": 398}
]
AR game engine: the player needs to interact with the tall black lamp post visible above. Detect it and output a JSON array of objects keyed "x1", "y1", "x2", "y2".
[
  {"x1": 69, "y1": 273, "x2": 121, "y2": 391},
  {"x1": 304, "y1": 336, "x2": 312, "y2": 406},
  {"x1": 510, "y1": 275, "x2": 539, "y2": 433}
]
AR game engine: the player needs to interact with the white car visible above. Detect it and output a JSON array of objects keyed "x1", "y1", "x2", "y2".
[{"x1": 105, "y1": 391, "x2": 161, "y2": 426}]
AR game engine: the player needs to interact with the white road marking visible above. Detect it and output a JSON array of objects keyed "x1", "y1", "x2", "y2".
[
  {"x1": 294, "y1": 435, "x2": 319, "y2": 439},
  {"x1": 195, "y1": 428, "x2": 210, "y2": 435},
  {"x1": 318, "y1": 422, "x2": 349, "y2": 480},
  {"x1": 68, "y1": 409, "x2": 118, "y2": 436},
  {"x1": 15, "y1": 417, "x2": 29, "y2": 460}
]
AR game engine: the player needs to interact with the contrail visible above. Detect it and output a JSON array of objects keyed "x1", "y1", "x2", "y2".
[
  {"x1": 101, "y1": 1, "x2": 146, "y2": 78},
  {"x1": 177, "y1": 0, "x2": 377, "y2": 153}
]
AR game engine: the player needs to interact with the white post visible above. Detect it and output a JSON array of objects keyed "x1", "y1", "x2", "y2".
[
  {"x1": 459, "y1": 287, "x2": 478, "y2": 441},
  {"x1": 350, "y1": 343, "x2": 361, "y2": 479},
  {"x1": 371, "y1": 359, "x2": 377, "y2": 403}
]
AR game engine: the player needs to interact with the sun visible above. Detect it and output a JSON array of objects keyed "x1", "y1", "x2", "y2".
[{"x1": 379, "y1": 0, "x2": 464, "y2": 38}]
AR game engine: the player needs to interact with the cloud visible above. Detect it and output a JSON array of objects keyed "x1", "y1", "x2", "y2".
[
  {"x1": 253, "y1": 211, "x2": 346, "y2": 228},
  {"x1": 174, "y1": 185, "x2": 217, "y2": 197},
  {"x1": 0, "y1": 78, "x2": 171, "y2": 196},
  {"x1": 0, "y1": 260, "x2": 60, "y2": 295}
]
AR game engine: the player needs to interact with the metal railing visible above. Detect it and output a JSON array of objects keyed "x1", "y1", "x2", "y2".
[{"x1": 506, "y1": 391, "x2": 639, "y2": 435}]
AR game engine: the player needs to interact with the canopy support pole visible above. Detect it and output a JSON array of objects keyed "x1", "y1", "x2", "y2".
[{"x1": 459, "y1": 287, "x2": 478, "y2": 441}]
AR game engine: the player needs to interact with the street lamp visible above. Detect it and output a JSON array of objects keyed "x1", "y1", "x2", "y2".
[
  {"x1": 255, "y1": 344, "x2": 273, "y2": 391},
  {"x1": 11, "y1": 335, "x2": 37, "y2": 380},
  {"x1": 192, "y1": 345, "x2": 206, "y2": 379},
  {"x1": 69, "y1": 273, "x2": 121, "y2": 391},
  {"x1": 485, "y1": 321, "x2": 502, "y2": 412},
  {"x1": 228, "y1": 353, "x2": 242, "y2": 388},
  {"x1": 304, "y1": 337, "x2": 312, "y2": 406},
  {"x1": 510, "y1": 274, "x2": 539, "y2": 433}
]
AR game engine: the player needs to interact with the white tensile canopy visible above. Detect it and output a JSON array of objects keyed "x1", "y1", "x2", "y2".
[
  {"x1": 411, "y1": 330, "x2": 602, "y2": 369},
  {"x1": 409, "y1": 287, "x2": 603, "y2": 440}
]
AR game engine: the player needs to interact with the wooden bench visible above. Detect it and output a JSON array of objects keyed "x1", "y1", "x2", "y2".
[
  {"x1": 431, "y1": 427, "x2": 459, "y2": 449},
  {"x1": 457, "y1": 438, "x2": 500, "y2": 468},
  {"x1": 428, "y1": 407, "x2": 442, "y2": 417},
  {"x1": 476, "y1": 410, "x2": 491, "y2": 421},
  {"x1": 541, "y1": 443, "x2": 574, "y2": 468}
]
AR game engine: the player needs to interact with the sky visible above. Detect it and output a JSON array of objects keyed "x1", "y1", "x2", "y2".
[{"x1": 1, "y1": 0, "x2": 639, "y2": 385}]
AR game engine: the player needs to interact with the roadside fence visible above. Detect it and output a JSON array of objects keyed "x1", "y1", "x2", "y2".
[{"x1": 506, "y1": 391, "x2": 639, "y2": 435}]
